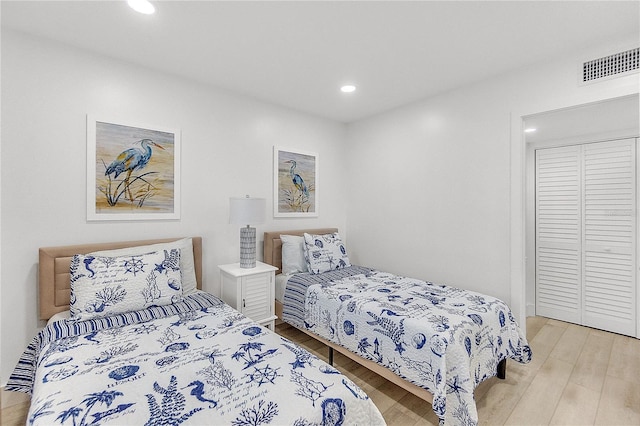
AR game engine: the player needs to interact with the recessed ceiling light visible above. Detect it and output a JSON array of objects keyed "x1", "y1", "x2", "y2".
[
  {"x1": 340, "y1": 85, "x2": 357, "y2": 93},
  {"x1": 524, "y1": 127, "x2": 537, "y2": 133},
  {"x1": 128, "y1": 0, "x2": 155, "y2": 15}
]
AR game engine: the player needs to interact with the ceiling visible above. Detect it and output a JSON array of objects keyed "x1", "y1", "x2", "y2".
[{"x1": 2, "y1": 1, "x2": 639, "y2": 123}]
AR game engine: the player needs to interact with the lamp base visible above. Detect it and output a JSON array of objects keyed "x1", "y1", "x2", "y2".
[{"x1": 239, "y1": 226, "x2": 256, "y2": 268}]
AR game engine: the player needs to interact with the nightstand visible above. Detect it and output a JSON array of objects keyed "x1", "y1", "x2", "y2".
[{"x1": 219, "y1": 261, "x2": 279, "y2": 330}]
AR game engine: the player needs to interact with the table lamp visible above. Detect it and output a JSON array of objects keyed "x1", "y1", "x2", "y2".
[{"x1": 229, "y1": 195, "x2": 266, "y2": 268}]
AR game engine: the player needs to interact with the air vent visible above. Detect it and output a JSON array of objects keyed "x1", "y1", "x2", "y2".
[{"x1": 582, "y1": 47, "x2": 639, "y2": 82}]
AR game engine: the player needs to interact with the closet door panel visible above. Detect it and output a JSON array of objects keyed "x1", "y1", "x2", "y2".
[
  {"x1": 535, "y1": 146, "x2": 582, "y2": 323},
  {"x1": 583, "y1": 140, "x2": 636, "y2": 336}
]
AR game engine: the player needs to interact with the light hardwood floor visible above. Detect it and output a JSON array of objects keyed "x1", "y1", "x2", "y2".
[
  {"x1": 2, "y1": 316, "x2": 639, "y2": 425},
  {"x1": 276, "y1": 316, "x2": 640, "y2": 425}
]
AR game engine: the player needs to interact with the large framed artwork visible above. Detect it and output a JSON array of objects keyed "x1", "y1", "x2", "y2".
[
  {"x1": 273, "y1": 147, "x2": 318, "y2": 217},
  {"x1": 87, "y1": 115, "x2": 181, "y2": 221}
]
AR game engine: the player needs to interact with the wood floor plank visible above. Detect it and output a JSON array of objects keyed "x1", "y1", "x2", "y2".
[
  {"x1": 524, "y1": 316, "x2": 548, "y2": 341},
  {"x1": 0, "y1": 401, "x2": 29, "y2": 426},
  {"x1": 1, "y1": 389, "x2": 30, "y2": 408},
  {"x1": 607, "y1": 347, "x2": 640, "y2": 383},
  {"x1": 611, "y1": 332, "x2": 640, "y2": 356},
  {"x1": 476, "y1": 375, "x2": 532, "y2": 426},
  {"x1": 531, "y1": 322, "x2": 567, "y2": 349},
  {"x1": 569, "y1": 331, "x2": 612, "y2": 392},
  {"x1": 548, "y1": 323, "x2": 589, "y2": 364},
  {"x1": 549, "y1": 382, "x2": 600, "y2": 425},
  {"x1": 595, "y1": 375, "x2": 640, "y2": 425},
  {"x1": 393, "y1": 390, "x2": 438, "y2": 422},
  {"x1": 504, "y1": 356, "x2": 573, "y2": 425},
  {"x1": 383, "y1": 404, "x2": 435, "y2": 426}
]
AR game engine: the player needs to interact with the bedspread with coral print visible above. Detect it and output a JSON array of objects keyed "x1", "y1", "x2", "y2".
[
  {"x1": 282, "y1": 267, "x2": 532, "y2": 426},
  {"x1": 8, "y1": 293, "x2": 385, "y2": 426}
]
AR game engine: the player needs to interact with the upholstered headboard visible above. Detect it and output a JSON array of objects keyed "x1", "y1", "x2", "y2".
[
  {"x1": 38, "y1": 237, "x2": 203, "y2": 320},
  {"x1": 263, "y1": 228, "x2": 338, "y2": 273}
]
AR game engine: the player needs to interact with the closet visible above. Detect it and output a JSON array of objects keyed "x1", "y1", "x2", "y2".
[{"x1": 535, "y1": 138, "x2": 637, "y2": 336}]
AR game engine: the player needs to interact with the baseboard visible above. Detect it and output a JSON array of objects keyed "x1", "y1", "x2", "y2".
[{"x1": 526, "y1": 303, "x2": 536, "y2": 317}]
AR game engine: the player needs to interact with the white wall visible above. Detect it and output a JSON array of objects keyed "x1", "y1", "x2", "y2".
[
  {"x1": 346, "y1": 86, "x2": 513, "y2": 298},
  {"x1": 2, "y1": 28, "x2": 638, "y2": 387},
  {"x1": 346, "y1": 35, "x2": 639, "y2": 329},
  {"x1": 0, "y1": 30, "x2": 349, "y2": 384}
]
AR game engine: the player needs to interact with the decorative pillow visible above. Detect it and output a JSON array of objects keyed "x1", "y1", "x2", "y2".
[
  {"x1": 90, "y1": 238, "x2": 198, "y2": 295},
  {"x1": 47, "y1": 310, "x2": 70, "y2": 325},
  {"x1": 303, "y1": 232, "x2": 351, "y2": 274},
  {"x1": 70, "y1": 249, "x2": 183, "y2": 320},
  {"x1": 280, "y1": 235, "x2": 306, "y2": 274}
]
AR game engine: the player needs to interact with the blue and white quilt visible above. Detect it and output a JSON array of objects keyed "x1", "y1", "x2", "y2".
[
  {"x1": 8, "y1": 292, "x2": 385, "y2": 426},
  {"x1": 282, "y1": 266, "x2": 532, "y2": 426}
]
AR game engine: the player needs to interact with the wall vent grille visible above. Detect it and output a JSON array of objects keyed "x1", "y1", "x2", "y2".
[{"x1": 582, "y1": 47, "x2": 639, "y2": 82}]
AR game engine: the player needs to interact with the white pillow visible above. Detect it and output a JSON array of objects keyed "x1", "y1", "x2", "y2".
[
  {"x1": 90, "y1": 237, "x2": 198, "y2": 295},
  {"x1": 280, "y1": 235, "x2": 306, "y2": 274},
  {"x1": 47, "y1": 310, "x2": 70, "y2": 325},
  {"x1": 303, "y1": 232, "x2": 351, "y2": 274},
  {"x1": 70, "y1": 249, "x2": 183, "y2": 320}
]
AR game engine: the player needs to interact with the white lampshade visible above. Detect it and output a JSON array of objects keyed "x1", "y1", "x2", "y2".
[{"x1": 229, "y1": 196, "x2": 265, "y2": 225}]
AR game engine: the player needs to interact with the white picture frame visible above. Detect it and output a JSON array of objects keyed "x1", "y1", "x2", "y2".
[
  {"x1": 87, "y1": 115, "x2": 181, "y2": 221},
  {"x1": 273, "y1": 146, "x2": 319, "y2": 217}
]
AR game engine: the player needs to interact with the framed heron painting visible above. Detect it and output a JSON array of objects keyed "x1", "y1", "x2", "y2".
[
  {"x1": 86, "y1": 115, "x2": 181, "y2": 221},
  {"x1": 273, "y1": 147, "x2": 318, "y2": 217}
]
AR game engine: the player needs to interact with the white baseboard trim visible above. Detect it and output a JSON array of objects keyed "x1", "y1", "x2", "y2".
[{"x1": 526, "y1": 303, "x2": 536, "y2": 317}]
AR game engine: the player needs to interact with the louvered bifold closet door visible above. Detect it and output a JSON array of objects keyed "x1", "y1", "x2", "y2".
[
  {"x1": 582, "y1": 139, "x2": 636, "y2": 336},
  {"x1": 535, "y1": 145, "x2": 582, "y2": 324}
]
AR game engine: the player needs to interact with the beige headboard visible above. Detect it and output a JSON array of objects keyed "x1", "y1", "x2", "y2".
[
  {"x1": 38, "y1": 237, "x2": 203, "y2": 320},
  {"x1": 263, "y1": 228, "x2": 338, "y2": 273}
]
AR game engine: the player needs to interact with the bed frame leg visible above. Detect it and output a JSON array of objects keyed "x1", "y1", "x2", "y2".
[
  {"x1": 497, "y1": 358, "x2": 507, "y2": 379},
  {"x1": 328, "y1": 347, "x2": 334, "y2": 365}
]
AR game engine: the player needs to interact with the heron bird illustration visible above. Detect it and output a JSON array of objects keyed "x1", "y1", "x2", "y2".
[
  {"x1": 285, "y1": 160, "x2": 308, "y2": 196},
  {"x1": 105, "y1": 138, "x2": 165, "y2": 201}
]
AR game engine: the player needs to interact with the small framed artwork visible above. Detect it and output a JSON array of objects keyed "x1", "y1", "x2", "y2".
[
  {"x1": 87, "y1": 115, "x2": 181, "y2": 221},
  {"x1": 273, "y1": 147, "x2": 318, "y2": 217}
]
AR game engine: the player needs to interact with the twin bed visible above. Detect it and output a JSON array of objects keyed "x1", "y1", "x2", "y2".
[
  {"x1": 7, "y1": 237, "x2": 385, "y2": 425},
  {"x1": 7, "y1": 230, "x2": 531, "y2": 426},
  {"x1": 264, "y1": 228, "x2": 532, "y2": 426}
]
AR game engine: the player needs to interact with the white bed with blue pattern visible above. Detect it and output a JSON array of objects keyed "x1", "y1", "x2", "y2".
[
  {"x1": 264, "y1": 229, "x2": 532, "y2": 426},
  {"x1": 7, "y1": 237, "x2": 385, "y2": 426}
]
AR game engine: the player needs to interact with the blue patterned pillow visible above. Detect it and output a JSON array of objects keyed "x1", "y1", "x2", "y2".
[
  {"x1": 303, "y1": 232, "x2": 351, "y2": 274},
  {"x1": 90, "y1": 238, "x2": 198, "y2": 295},
  {"x1": 69, "y1": 249, "x2": 183, "y2": 320}
]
